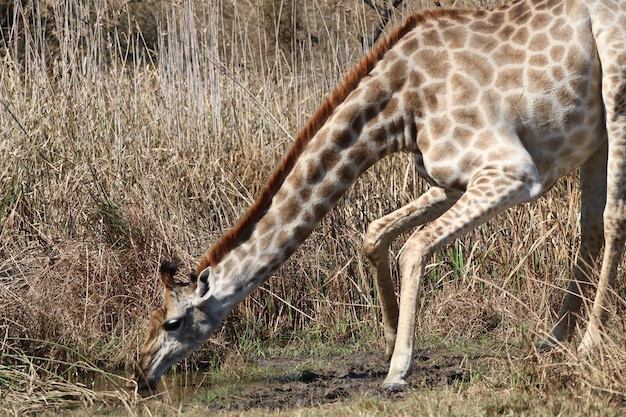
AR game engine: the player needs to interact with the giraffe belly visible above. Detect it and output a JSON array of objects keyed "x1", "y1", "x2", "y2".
[
  {"x1": 532, "y1": 137, "x2": 606, "y2": 191},
  {"x1": 522, "y1": 100, "x2": 607, "y2": 190}
]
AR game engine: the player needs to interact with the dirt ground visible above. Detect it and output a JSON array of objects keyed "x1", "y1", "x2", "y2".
[{"x1": 185, "y1": 349, "x2": 474, "y2": 412}]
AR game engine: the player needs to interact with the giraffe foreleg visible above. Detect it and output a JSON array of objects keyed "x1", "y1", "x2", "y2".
[
  {"x1": 363, "y1": 187, "x2": 461, "y2": 361},
  {"x1": 383, "y1": 167, "x2": 543, "y2": 391},
  {"x1": 541, "y1": 141, "x2": 606, "y2": 349}
]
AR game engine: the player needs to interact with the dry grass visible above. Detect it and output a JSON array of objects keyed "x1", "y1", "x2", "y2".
[
  {"x1": 1, "y1": 0, "x2": 625, "y2": 415},
  {"x1": 0, "y1": 340, "x2": 138, "y2": 416}
]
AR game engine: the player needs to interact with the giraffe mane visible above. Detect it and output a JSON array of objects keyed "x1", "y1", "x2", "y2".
[{"x1": 196, "y1": 9, "x2": 468, "y2": 273}]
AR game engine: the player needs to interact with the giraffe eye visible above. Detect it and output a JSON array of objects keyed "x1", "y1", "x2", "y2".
[{"x1": 163, "y1": 318, "x2": 182, "y2": 331}]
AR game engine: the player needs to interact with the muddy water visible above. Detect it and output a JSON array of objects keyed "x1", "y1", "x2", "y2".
[{"x1": 94, "y1": 350, "x2": 470, "y2": 411}]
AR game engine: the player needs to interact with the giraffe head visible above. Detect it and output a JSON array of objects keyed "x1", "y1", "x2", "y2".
[{"x1": 132, "y1": 261, "x2": 221, "y2": 391}]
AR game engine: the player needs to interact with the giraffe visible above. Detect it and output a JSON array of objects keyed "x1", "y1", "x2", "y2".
[{"x1": 132, "y1": 0, "x2": 626, "y2": 392}]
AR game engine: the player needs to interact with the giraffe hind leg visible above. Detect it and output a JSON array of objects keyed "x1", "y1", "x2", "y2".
[
  {"x1": 578, "y1": 201, "x2": 625, "y2": 357},
  {"x1": 577, "y1": 116, "x2": 626, "y2": 357},
  {"x1": 540, "y1": 141, "x2": 607, "y2": 350},
  {"x1": 384, "y1": 164, "x2": 543, "y2": 391},
  {"x1": 363, "y1": 187, "x2": 461, "y2": 361},
  {"x1": 578, "y1": 6, "x2": 626, "y2": 357}
]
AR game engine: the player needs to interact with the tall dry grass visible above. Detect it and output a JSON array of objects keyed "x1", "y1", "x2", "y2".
[{"x1": 1, "y1": 0, "x2": 625, "y2": 414}]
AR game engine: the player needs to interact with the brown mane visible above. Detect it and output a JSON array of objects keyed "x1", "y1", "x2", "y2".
[{"x1": 196, "y1": 9, "x2": 467, "y2": 273}]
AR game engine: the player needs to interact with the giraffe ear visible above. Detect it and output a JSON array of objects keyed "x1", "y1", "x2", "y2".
[
  {"x1": 160, "y1": 261, "x2": 178, "y2": 289},
  {"x1": 195, "y1": 266, "x2": 214, "y2": 300}
]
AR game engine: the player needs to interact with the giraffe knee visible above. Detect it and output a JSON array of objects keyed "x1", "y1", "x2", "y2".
[
  {"x1": 363, "y1": 220, "x2": 386, "y2": 262},
  {"x1": 398, "y1": 236, "x2": 429, "y2": 273}
]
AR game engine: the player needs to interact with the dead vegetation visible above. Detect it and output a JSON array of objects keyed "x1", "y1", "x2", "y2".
[{"x1": 1, "y1": 0, "x2": 625, "y2": 415}]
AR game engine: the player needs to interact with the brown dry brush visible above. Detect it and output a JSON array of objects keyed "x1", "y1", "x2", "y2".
[{"x1": 0, "y1": 0, "x2": 625, "y2": 411}]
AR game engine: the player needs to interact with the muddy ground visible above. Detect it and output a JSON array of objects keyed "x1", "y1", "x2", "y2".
[{"x1": 177, "y1": 349, "x2": 477, "y2": 412}]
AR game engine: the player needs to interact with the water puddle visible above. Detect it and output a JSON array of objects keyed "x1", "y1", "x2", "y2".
[{"x1": 83, "y1": 350, "x2": 468, "y2": 411}]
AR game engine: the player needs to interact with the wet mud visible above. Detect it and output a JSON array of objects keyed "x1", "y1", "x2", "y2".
[{"x1": 192, "y1": 349, "x2": 473, "y2": 411}]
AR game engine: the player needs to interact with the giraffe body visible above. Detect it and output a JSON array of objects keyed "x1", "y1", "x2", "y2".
[{"x1": 133, "y1": 0, "x2": 626, "y2": 392}]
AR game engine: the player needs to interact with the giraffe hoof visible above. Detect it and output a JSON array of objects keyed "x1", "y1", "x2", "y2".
[
  {"x1": 576, "y1": 345, "x2": 593, "y2": 360},
  {"x1": 537, "y1": 337, "x2": 558, "y2": 352},
  {"x1": 382, "y1": 379, "x2": 408, "y2": 392},
  {"x1": 577, "y1": 330, "x2": 600, "y2": 360},
  {"x1": 577, "y1": 341, "x2": 596, "y2": 360},
  {"x1": 537, "y1": 342, "x2": 553, "y2": 352}
]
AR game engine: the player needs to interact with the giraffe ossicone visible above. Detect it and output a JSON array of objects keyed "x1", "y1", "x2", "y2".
[{"x1": 132, "y1": 0, "x2": 626, "y2": 392}]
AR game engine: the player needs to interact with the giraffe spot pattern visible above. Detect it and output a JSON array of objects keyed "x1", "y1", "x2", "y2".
[
  {"x1": 550, "y1": 45, "x2": 565, "y2": 61},
  {"x1": 428, "y1": 115, "x2": 452, "y2": 138},
  {"x1": 493, "y1": 44, "x2": 526, "y2": 66},
  {"x1": 453, "y1": 51, "x2": 495, "y2": 85},
  {"x1": 279, "y1": 196, "x2": 301, "y2": 224},
  {"x1": 495, "y1": 68, "x2": 524, "y2": 91},
  {"x1": 451, "y1": 73, "x2": 479, "y2": 106},
  {"x1": 441, "y1": 26, "x2": 467, "y2": 49},
  {"x1": 529, "y1": 33, "x2": 550, "y2": 51},
  {"x1": 512, "y1": 26, "x2": 530, "y2": 45},
  {"x1": 256, "y1": 212, "x2": 277, "y2": 237},
  {"x1": 417, "y1": 49, "x2": 451, "y2": 78}
]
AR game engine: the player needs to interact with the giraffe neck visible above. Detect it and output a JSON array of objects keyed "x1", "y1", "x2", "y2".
[
  {"x1": 196, "y1": 9, "x2": 468, "y2": 275},
  {"x1": 193, "y1": 11, "x2": 455, "y2": 308},
  {"x1": 211, "y1": 107, "x2": 405, "y2": 309}
]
